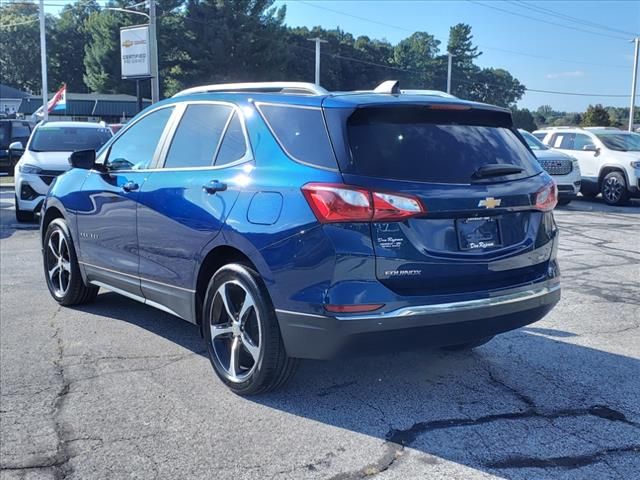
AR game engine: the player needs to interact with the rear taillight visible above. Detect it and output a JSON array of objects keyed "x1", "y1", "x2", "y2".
[
  {"x1": 534, "y1": 181, "x2": 558, "y2": 211},
  {"x1": 302, "y1": 183, "x2": 425, "y2": 223}
]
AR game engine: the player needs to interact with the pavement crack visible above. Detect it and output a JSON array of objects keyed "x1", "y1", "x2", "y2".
[{"x1": 485, "y1": 445, "x2": 640, "y2": 470}]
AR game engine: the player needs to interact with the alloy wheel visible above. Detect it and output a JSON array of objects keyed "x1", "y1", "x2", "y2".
[
  {"x1": 209, "y1": 280, "x2": 262, "y2": 383},
  {"x1": 45, "y1": 229, "x2": 71, "y2": 297},
  {"x1": 603, "y1": 177, "x2": 623, "y2": 204}
]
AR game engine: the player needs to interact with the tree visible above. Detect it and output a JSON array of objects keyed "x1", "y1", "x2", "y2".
[
  {"x1": 581, "y1": 104, "x2": 611, "y2": 127},
  {"x1": 466, "y1": 68, "x2": 526, "y2": 107},
  {"x1": 511, "y1": 108, "x2": 537, "y2": 131},
  {"x1": 0, "y1": 2, "x2": 42, "y2": 92},
  {"x1": 393, "y1": 32, "x2": 441, "y2": 88},
  {"x1": 49, "y1": 0, "x2": 101, "y2": 92}
]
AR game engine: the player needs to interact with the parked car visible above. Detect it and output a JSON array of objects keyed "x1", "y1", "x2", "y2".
[
  {"x1": 0, "y1": 119, "x2": 33, "y2": 173},
  {"x1": 533, "y1": 126, "x2": 640, "y2": 205},
  {"x1": 518, "y1": 129, "x2": 581, "y2": 206},
  {"x1": 14, "y1": 121, "x2": 112, "y2": 222},
  {"x1": 40, "y1": 81, "x2": 561, "y2": 395}
]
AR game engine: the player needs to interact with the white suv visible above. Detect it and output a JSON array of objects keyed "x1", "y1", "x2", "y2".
[
  {"x1": 12, "y1": 121, "x2": 112, "y2": 222},
  {"x1": 533, "y1": 127, "x2": 640, "y2": 205}
]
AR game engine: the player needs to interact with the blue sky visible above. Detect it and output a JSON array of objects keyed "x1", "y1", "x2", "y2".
[{"x1": 276, "y1": 0, "x2": 639, "y2": 112}]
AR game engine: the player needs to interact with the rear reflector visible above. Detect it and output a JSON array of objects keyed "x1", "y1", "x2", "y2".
[
  {"x1": 302, "y1": 183, "x2": 425, "y2": 223},
  {"x1": 324, "y1": 304, "x2": 384, "y2": 313},
  {"x1": 534, "y1": 181, "x2": 558, "y2": 212}
]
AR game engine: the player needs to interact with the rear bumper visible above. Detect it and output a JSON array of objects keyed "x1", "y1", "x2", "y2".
[{"x1": 276, "y1": 281, "x2": 560, "y2": 359}]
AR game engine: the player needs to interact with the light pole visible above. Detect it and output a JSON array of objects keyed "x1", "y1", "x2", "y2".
[
  {"x1": 107, "y1": 3, "x2": 159, "y2": 103},
  {"x1": 39, "y1": 0, "x2": 48, "y2": 121},
  {"x1": 307, "y1": 37, "x2": 327, "y2": 85},
  {"x1": 629, "y1": 37, "x2": 639, "y2": 132},
  {"x1": 446, "y1": 52, "x2": 455, "y2": 94}
]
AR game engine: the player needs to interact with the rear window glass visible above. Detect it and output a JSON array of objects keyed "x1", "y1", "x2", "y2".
[
  {"x1": 346, "y1": 107, "x2": 541, "y2": 184},
  {"x1": 258, "y1": 104, "x2": 337, "y2": 169},
  {"x1": 215, "y1": 112, "x2": 247, "y2": 166}
]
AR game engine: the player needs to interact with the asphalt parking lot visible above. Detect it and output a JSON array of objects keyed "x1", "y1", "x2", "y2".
[{"x1": 1, "y1": 186, "x2": 639, "y2": 480}]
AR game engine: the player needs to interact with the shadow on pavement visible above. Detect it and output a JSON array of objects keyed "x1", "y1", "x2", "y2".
[
  {"x1": 0, "y1": 187, "x2": 39, "y2": 240},
  {"x1": 76, "y1": 291, "x2": 640, "y2": 478}
]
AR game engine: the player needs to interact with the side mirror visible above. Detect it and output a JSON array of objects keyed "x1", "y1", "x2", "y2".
[
  {"x1": 8, "y1": 141, "x2": 24, "y2": 152},
  {"x1": 582, "y1": 144, "x2": 598, "y2": 152},
  {"x1": 69, "y1": 149, "x2": 96, "y2": 170}
]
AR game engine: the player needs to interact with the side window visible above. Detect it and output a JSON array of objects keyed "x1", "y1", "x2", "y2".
[
  {"x1": 164, "y1": 104, "x2": 232, "y2": 168},
  {"x1": 107, "y1": 107, "x2": 174, "y2": 171},
  {"x1": 551, "y1": 133, "x2": 574, "y2": 149},
  {"x1": 573, "y1": 134, "x2": 594, "y2": 150},
  {"x1": 215, "y1": 112, "x2": 247, "y2": 166},
  {"x1": 12, "y1": 122, "x2": 30, "y2": 138},
  {"x1": 258, "y1": 104, "x2": 337, "y2": 169}
]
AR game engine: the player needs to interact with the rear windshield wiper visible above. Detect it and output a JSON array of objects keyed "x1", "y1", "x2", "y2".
[{"x1": 472, "y1": 164, "x2": 523, "y2": 180}]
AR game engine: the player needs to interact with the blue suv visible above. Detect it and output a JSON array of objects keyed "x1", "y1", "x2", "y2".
[{"x1": 40, "y1": 81, "x2": 561, "y2": 394}]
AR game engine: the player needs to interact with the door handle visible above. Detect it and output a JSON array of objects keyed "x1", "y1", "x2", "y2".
[
  {"x1": 122, "y1": 181, "x2": 139, "y2": 192},
  {"x1": 203, "y1": 180, "x2": 227, "y2": 194}
]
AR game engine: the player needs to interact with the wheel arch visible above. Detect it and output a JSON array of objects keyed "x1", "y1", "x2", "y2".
[
  {"x1": 598, "y1": 165, "x2": 629, "y2": 187},
  {"x1": 40, "y1": 203, "x2": 66, "y2": 246}
]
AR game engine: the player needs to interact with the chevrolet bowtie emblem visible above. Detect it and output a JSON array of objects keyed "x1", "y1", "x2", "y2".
[{"x1": 478, "y1": 197, "x2": 502, "y2": 208}]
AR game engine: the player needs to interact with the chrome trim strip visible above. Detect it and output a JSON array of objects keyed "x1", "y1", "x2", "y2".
[
  {"x1": 90, "y1": 280, "x2": 184, "y2": 319},
  {"x1": 80, "y1": 261, "x2": 196, "y2": 293},
  {"x1": 335, "y1": 284, "x2": 561, "y2": 321},
  {"x1": 274, "y1": 309, "x2": 330, "y2": 319},
  {"x1": 173, "y1": 82, "x2": 329, "y2": 97}
]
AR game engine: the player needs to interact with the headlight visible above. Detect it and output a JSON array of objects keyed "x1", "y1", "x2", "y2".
[
  {"x1": 630, "y1": 160, "x2": 640, "y2": 169},
  {"x1": 19, "y1": 164, "x2": 43, "y2": 174}
]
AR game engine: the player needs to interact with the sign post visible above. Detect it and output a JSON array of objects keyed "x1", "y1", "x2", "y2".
[{"x1": 120, "y1": 25, "x2": 151, "y2": 113}]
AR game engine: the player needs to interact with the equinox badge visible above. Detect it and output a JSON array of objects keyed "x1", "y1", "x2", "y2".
[{"x1": 478, "y1": 197, "x2": 502, "y2": 209}]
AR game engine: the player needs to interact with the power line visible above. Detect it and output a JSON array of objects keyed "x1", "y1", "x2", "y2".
[
  {"x1": 511, "y1": 0, "x2": 637, "y2": 38},
  {"x1": 469, "y1": 1, "x2": 629, "y2": 42},
  {"x1": 294, "y1": 0, "x2": 631, "y2": 69},
  {"x1": 0, "y1": 17, "x2": 38, "y2": 27}
]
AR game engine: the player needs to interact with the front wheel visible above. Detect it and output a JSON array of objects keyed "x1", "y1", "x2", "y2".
[
  {"x1": 601, "y1": 172, "x2": 630, "y2": 206},
  {"x1": 203, "y1": 263, "x2": 297, "y2": 395},
  {"x1": 43, "y1": 218, "x2": 99, "y2": 305}
]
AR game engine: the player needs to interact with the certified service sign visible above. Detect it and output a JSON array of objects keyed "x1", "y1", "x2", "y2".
[{"x1": 120, "y1": 25, "x2": 151, "y2": 78}]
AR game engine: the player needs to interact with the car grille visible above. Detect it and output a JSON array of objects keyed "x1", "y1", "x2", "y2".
[
  {"x1": 38, "y1": 170, "x2": 65, "y2": 186},
  {"x1": 539, "y1": 159, "x2": 572, "y2": 176}
]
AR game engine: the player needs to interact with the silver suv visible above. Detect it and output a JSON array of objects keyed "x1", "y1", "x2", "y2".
[{"x1": 533, "y1": 127, "x2": 640, "y2": 205}]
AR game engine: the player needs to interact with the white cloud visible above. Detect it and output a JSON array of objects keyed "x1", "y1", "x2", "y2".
[{"x1": 545, "y1": 71, "x2": 586, "y2": 79}]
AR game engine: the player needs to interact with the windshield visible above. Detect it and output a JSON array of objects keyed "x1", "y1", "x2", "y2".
[
  {"x1": 30, "y1": 126, "x2": 112, "y2": 152},
  {"x1": 346, "y1": 107, "x2": 541, "y2": 184},
  {"x1": 519, "y1": 130, "x2": 549, "y2": 151},
  {"x1": 595, "y1": 132, "x2": 640, "y2": 152}
]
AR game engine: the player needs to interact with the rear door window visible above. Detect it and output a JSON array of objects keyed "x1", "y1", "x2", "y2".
[
  {"x1": 215, "y1": 112, "x2": 247, "y2": 166},
  {"x1": 258, "y1": 104, "x2": 337, "y2": 169},
  {"x1": 164, "y1": 104, "x2": 232, "y2": 169},
  {"x1": 573, "y1": 133, "x2": 594, "y2": 150},
  {"x1": 345, "y1": 107, "x2": 541, "y2": 184}
]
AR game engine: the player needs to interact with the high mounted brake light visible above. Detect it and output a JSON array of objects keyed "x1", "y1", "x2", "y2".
[{"x1": 301, "y1": 183, "x2": 425, "y2": 223}]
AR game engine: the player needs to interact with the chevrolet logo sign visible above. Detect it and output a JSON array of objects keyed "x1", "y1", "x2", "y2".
[
  {"x1": 122, "y1": 40, "x2": 133, "y2": 48},
  {"x1": 478, "y1": 197, "x2": 502, "y2": 209}
]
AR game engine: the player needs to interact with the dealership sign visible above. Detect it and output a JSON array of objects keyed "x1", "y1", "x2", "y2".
[{"x1": 120, "y1": 25, "x2": 151, "y2": 79}]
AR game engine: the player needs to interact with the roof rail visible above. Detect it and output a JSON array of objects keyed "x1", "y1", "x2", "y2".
[
  {"x1": 583, "y1": 126, "x2": 620, "y2": 130},
  {"x1": 172, "y1": 82, "x2": 329, "y2": 97},
  {"x1": 401, "y1": 89, "x2": 457, "y2": 99},
  {"x1": 540, "y1": 126, "x2": 582, "y2": 130}
]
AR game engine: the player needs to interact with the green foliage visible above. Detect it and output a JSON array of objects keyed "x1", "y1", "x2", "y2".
[
  {"x1": 511, "y1": 108, "x2": 537, "y2": 131},
  {"x1": 581, "y1": 104, "x2": 611, "y2": 127},
  {"x1": 3, "y1": 4, "x2": 526, "y2": 107},
  {"x1": 0, "y1": 2, "x2": 42, "y2": 93}
]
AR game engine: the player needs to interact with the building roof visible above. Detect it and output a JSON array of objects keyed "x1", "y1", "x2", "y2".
[
  {"x1": 0, "y1": 84, "x2": 31, "y2": 99},
  {"x1": 18, "y1": 92, "x2": 151, "y2": 117}
]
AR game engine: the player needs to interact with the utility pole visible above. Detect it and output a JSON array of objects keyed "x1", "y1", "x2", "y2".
[
  {"x1": 629, "y1": 37, "x2": 639, "y2": 132},
  {"x1": 39, "y1": 0, "x2": 48, "y2": 121},
  {"x1": 446, "y1": 52, "x2": 454, "y2": 94},
  {"x1": 308, "y1": 37, "x2": 327, "y2": 85},
  {"x1": 149, "y1": 0, "x2": 159, "y2": 103}
]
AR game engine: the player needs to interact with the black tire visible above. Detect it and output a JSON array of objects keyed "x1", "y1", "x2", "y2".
[
  {"x1": 202, "y1": 263, "x2": 297, "y2": 395},
  {"x1": 15, "y1": 195, "x2": 35, "y2": 223},
  {"x1": 442, "y1": 336, "x2": 494, "y2": 351},
  {"x1": 43, "y1": 218, "x2": 99, "y2": 306},
  {"x1": 556, "y1": 198, "x2": 572, "y2": 207},
  {"x1": 600, "y1": 171, "x2": 630, "y2": 206}
]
